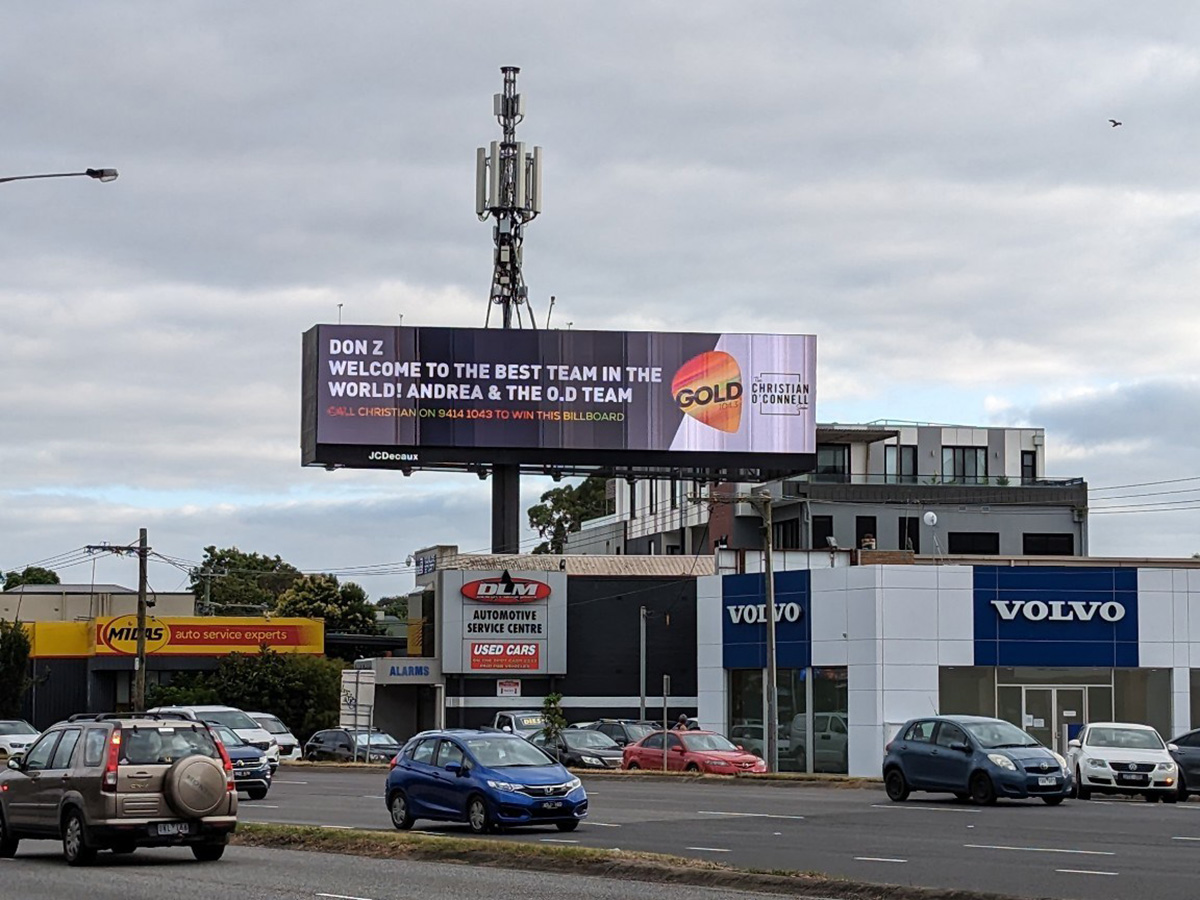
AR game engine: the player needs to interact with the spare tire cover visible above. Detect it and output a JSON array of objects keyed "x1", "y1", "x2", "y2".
[{"x1": 164, "y1": 755, "x2": 226, "y2": 818}]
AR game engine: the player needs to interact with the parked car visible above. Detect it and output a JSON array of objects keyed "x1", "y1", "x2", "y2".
[
  {"x1": 789, "y1": 712, "x2": 848, "y2": 771},
  {"x1": 729, "y1": 723, "x2": 791, "y2": 759},
  {"x1": 384, "y1": 729, "x2": 587, "y2": 833},
  {"x1": 305, "y1": 728, "x2": 402, "y2": 762},
  {"x1": 1067, "y1": 722, "x2": 1178, "y2": 802},
  {"x1": 0, "y1": 720, "x2": 39, "y2": 761},
  {"x1": 529, "y1": 728, "x2": 624, "y2": 769},
  {"x1": 883, "y1": 715, "x2": 1072, "y2": 806},
  {"x1": 146, "y1": 705, "x2": 279, "y2": 770},
  {"x1": 566, "y1": 721, "x2": 598, "y2": 730},
  {"x1": 490, "y1": 711, "x2": 546, "y2": 737},
  {"x1": 209, "y1": 724, "x2": 272, "y2": 800},
  {"x1": 623, "y1": 730, "x2": 767, "y2": 775},
  {"x1": 0, "y1": 712, "x2": 237, "y2": 864},
  {"x1": 246, "y1": 712, "x2": 301, "y2": 762},
  {"x1": 591, "y1": 719, "x2": 657, "y2": 747},
  {"x1": 1168, "y1": 727, "x2": 1200, "y2": 800}
]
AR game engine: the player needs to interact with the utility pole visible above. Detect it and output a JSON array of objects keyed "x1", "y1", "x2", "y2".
[
  {"x1": 476, "y1": 66, "x2": 544, "y2": 554},
  {"x1": 86, "y1": 529, "x2": 152, "y2": 712},
  {"x1": 639, "y1": 606, "x2": 648, "y2": 721},
  {"x1": 695, "y1": 488, "x2": 779, "y2": 772}
]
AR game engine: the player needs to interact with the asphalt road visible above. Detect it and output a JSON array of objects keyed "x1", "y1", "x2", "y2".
[
  {"x1": 236, "y1": 768, "x2": 1200, "y2": 900},
  {"x1": 0, "y1": 844, "x2": 824, "y2": 900},
  {"x1": 8, "y1": 769, "x2": 1200, "y2": 899}
]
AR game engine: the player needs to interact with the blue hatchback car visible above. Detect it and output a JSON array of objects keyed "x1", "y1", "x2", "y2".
[
  {"x1": 385, "y1": 729, "x2": 588, "y2": 833},
  {"x1": 883, "y1": 715, "x2": 1073, "y2": 806}
]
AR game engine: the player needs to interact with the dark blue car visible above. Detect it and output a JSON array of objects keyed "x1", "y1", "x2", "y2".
[
  {"x1": 883, "y1": 715, "x2": 1073, "y2": 806},
  {"x1": 385, "y1": 729, "x2": 587, "y2": 834}
]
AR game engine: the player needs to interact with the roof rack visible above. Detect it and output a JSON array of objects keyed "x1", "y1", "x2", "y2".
[{"x1": 92, "y1": 712, "x2": 195, "y2": 722}]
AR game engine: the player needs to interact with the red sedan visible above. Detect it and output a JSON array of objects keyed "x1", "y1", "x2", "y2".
[{"x1": 622, "y1": 729, "x2": 767, "y2": 775}]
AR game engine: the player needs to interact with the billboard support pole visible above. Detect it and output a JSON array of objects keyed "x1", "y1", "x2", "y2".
[{"x1": 491, "y1": 464, "x2": 521, "y2": 553}]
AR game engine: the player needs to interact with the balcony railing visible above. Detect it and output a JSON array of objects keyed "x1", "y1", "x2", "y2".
[{"x1": 792, "y1": 472, "x2": 1084, "y2": 488}]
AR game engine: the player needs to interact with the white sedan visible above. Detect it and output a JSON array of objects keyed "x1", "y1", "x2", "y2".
[
  {"x1": 0, "y1": 720, "x2": 40, "y2": 760},
  {"x1": 1066, "y1": 722, "x2": 1179, "y2": 802}
]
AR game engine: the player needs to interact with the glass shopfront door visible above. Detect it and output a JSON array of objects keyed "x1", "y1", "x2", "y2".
[{"x1": 1021, "y1": 687, "x2": 1086, "y2": 754}]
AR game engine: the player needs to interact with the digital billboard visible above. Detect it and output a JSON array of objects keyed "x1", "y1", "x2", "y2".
[{"x1": 302, "y1": 325, "x2": 816, "y2": 473}]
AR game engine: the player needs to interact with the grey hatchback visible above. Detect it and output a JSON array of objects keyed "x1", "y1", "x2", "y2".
[
  {"x1": 883, "y1": 715, "x2": 1074, "y2": 806},
  {"x1": 0, "y1": 714, "x2": 237, "y2": 864}
]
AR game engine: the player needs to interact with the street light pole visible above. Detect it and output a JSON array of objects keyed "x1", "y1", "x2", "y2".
[
  {"x1": 755, "y1": 489, "x2": 779, "y2": 774},
  {"x1": 0, "y1": 168, "x2": 118, "y2": 185}
]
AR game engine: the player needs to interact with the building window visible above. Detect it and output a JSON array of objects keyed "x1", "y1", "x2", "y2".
[
  {"x1": 811, "y1": 516, "x2": 834, "y2": 550},
  {"x1": 1022, "y1": 450, "x2": 1037, "y2": 485},
  {"x1": 815, "y1": 445, "x2": 849, "y2": 483},
  {"x1": 947, "y1": 532, "x2": 1000, "y2": 555},
  {"x1": 942, "y1": 446, "x2": 987, "y2": 484},
  {"x1": 855, "y1": 516, "x2": 877, "y2": 550},
  {"x1": 1023, "y1": 533, "x2": 1074, "y2": 556},
  {"x1": 885, "y1": 445, "x2": 917, "y2": 484},
  {"x1": 775, "y1": 518, "x2": 801, "y2": 550},
  {"x1": 898, "y1": 516, "x2": 920, "y2": 553}
]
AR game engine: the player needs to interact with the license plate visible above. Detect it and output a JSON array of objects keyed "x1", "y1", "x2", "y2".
[
  {"x1": 156, "y1": 822, "x2": 191, "y2": 836},
  {"x1": 1038, "y1": 776, "x2": 1057, "y2": 786},
  {"x1": 541, "y1": 800, "x2": 563, "y2": 809},
  {"x1": 1120, "y1": 773, "x2": 1146, "y2": 782}
]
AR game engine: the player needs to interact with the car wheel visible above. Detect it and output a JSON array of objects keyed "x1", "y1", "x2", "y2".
[
  {"x1": 62, "y1": 809, "x2": 97, "y2": 867},
  {"x1": 556, "y1": 820, "x2": 579, "y2": 832},
  {"x1": 389, "y1": 789, "x2": 415, "y2": 830},
  {"x1": 1042, "y1": 796, "x2": 1065, "y2": 806},
  {"x1": 969, "y1": 772, "x2": 997, "y2": 806},
  {"x1": 466, "y1": 795, "x2": 491, "y2": 835},
  {"x1": 0, "y1": 810, "x2": 19, "y2": 859},
  {"x1": 247, "y1": 787, "x2": 269, "y2": 801},
  {"x1": 627, "y1": 761, "x2": 640, "y2": 770},
  {"x1": 884, "y1": 768, "x2": 910, "y2": 802},
  {"x1": 1144, "y1": 792, "x2": 1159, "y2": 803},
  {"x1": 1074, "y1": 768, "x2": 1091, "y2": 800},
  {"x1": 684, "y1": 763, "x2": 700, "y2": 773},
  {"x1": 1163, "y1": 792, "x2": 1178, "y2": 804},
  {"x1": 191, "y1": 841, "x2": 226, "y2": 862},
  {"x1": 1178, "y1": 775, "x2": 1189, "y2": 802}
]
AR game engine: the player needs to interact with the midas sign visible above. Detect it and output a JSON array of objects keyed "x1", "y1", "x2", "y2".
[{"x1": 92, "y1": 616, "x2": 324, "y2": 656}]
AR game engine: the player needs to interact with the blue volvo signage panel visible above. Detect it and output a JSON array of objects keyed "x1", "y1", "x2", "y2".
[
  {"x1": 973, "y1": 566, "x2": 1138, "y2": 667},
  {"x1": 722, "y1": 570, "x2": 811, "y2": 669}
]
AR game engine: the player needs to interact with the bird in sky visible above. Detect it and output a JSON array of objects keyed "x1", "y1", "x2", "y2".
[{"x1": 1109, "y1": 119, "x2": 1122, "y2": 127}]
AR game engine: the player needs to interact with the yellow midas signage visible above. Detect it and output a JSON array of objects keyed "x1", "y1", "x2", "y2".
[{"x1": 93, "y1": 616, "x2": 324, "y2": 656}]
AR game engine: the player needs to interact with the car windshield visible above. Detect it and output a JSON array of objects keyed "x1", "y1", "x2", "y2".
[
  {"x1": 0, "y1": 721, "x2": 37, "y2": 736},
  {"x1": 681, "y1": 733, "x2": 739, "y2": 752},
  {"x1": 962, "y1": 720, "x2": 1040, "y2": 749},
  {"x1": 354, "y1": 732, "x2": 399, "y2": 746},
  {"x1": 465, "y1": 736, "x2": 556, "y2": 768},
  {"x1": 1087, "y1": 727, "x2": 1165, "y2": 750},
  {"x1": 121, "y1": 726, "x2": 221, "y2": 764},
  {"x1": 514, "y1": 715, "x2": 544, "y2": 729},
  {"x1": 253, "y1": 715, "x2": 289, "y2": 735},
  {"x1": 562, "y1": 730, "x2": 620, "y2": 750},
  {"x1": 202, "y1": 710, "x2": 260, "y2": 730},
  {"x1": 212, "y1": 725, "x2": 246, "y2": 747}
]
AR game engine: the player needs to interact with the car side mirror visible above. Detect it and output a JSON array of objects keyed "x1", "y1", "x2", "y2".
[
  {"x1": 671, "y1": 745, "x2": 685, "y2": 753},
  {"x1": 1169, "y1": 743, "x2": 1179, "y2": 752},
  {"x1": 949, "y1": 742, "x2": 971, "y2": 754},
  {"x1": 1067, "y1": 739, "x2": 1081, "y2": 750},
  {"x1": 735, "y1": 745, "x2": 744, "y2": 751},
  {"x1": 7, "y1": 757, "x2": 22, "y2": 770},
  {"x1": 444, "y1": 762, "x2": 463, "y2": 775},
  {"x1": 502, "y1": 726, "x2": 512, "y2": 733}
]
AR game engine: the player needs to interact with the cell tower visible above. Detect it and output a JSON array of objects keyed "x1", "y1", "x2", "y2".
[{"x1": 476, "y1": 66, "x2": 543, "y2": 329}]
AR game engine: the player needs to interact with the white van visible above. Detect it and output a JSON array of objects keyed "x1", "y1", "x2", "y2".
[
  {"x1": 247, "y1": 711, "x2": 302, "y2": 762},
  {"x1": 147, "y1": 704, "x2": 280, "y2": 769}
]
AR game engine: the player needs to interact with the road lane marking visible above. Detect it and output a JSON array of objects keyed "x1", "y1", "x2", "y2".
[
  {"x1": 246, "y1": 804, "x2": 280, "y2": 808},
  {"x1": 871, "y1": 804, "x2": 979, "y2": 814},
  {"x1": 687, "y1": 846, "x2": 731, "y2": 852},
  {"x1": 320, "y1": 825, "x2": 354, "y2": 830},
  {"x1": 361, "y1": 795, "x2": 384, "y2": 800},
  {"x1": 317, "y1": 894, "x2": 378, "y2": 900},
  {"x1": 1056, "y1": 869, "x2": 1119, "y2": 876},
  {"x1": 855, "y1": 857, "x2": 907, "y2": 863},
  {"x1": 275, "y1": 779, "x2": 309, "y2": 784},
  {"x1": 587, "y1": 822, "x2": 621, "y2": 827},
  {"x1": 1171, "y1": 836, "x2": 1200, "y2": 841},
  {"x1": 697, "y1": 810, "x2": 806, "y2": 820},
  {"x1": 965, "y1": 844, "x2": 1114, "y2": 856},
  {"x1": 540, "y1": 839, "x2": 579, "y2": 844}
]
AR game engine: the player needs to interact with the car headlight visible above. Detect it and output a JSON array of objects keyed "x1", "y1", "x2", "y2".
[
  {"x1": 1157, "y1": 762, "x2": 1176, "y2": 772},
  {"x1": 1051, "y1": 752, "x2": 1067, "y2": 770},
  {"x1": 581, "y1": 756, "x2": 603, "y2": 766},
  {"x1": 1086, "y1": 758, "x2": 1109, "y2": 768},
  {"x1": 566, "y1": 776, "x2": 582, "y2": 790},
  {"x1": 987, "y1": 753, "x2": 1017, "y2": 771},
  {"x1": 486, "y1": 779, "x2": 520, "y2": 792},
  {"x1": 706, "y1": 758, "x2": 731, "y2": 766}
]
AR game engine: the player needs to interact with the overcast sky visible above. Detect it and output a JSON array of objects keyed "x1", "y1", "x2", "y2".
[{"x1": 4, "y1": 2, "x2": 1200, "y2": 601}]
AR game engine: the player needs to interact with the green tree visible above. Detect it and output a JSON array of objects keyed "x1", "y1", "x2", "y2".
[
  {"x1": 274, "y1": 574, "x2": 384, "y2": 636},
  {"x1": 527, "y1": 475, "x2": 609, "y2": 554},
  {"x1": 376, "y1": 595, "x2": 408, "y2": 621},
  {"x1": 2, "y1": 566, "x2": 60, "y2": 591},
  {"x1": 189, "y1": 546, "x2": 301, "y2": 613},
  {"x1": 0, "y1": 620, "x2": 32, "y2": 719},
  {"x1": 541, "y1": 691, "x2": 567, "y2": 743}
]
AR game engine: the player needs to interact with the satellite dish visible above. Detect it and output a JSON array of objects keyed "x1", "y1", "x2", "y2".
[{"x1": 923, "y1": 511, "x2": 938, "y2": 527}]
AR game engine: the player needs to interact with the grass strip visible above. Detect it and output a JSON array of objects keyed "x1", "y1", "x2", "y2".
[{"x1": 232, "y1": 822, "x2": 1026, "y2": 900}]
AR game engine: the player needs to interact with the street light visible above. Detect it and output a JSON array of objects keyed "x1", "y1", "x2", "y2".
[{"x1": 0, "y1": 167, "x2": 118, "y2": 185}]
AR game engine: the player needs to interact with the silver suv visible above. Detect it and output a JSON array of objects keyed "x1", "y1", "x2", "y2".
[{"x1": 0, "y1": 713, "x2": 237, "y2": 864}]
